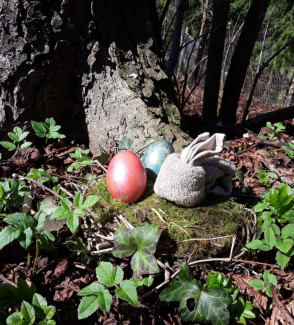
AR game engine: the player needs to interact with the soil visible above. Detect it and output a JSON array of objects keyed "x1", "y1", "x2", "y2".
[{"x1": 0, "y1": 89, "x2": 293, "y2": 324}]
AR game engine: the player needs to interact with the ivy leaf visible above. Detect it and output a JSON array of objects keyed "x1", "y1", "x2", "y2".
[
  {"x1": 0, "y1": 227, "x2": 21, "y2": 249},
  {"x1": 160, "y1": 263, "x2": 231, "y2": 324},
  {"x1": 115, "y1": 280, "x2": 138, "y2": 307},
  {"x1": 131, "y1": 251, "x2": 159, "y2": 277},
  {"x1": 96, "y1": 262, "x2": 124, "y2": 287},
  {"x1": 78, "y1": 296, "x2": 100, "y2": 320},
  {"x1": 112, "y1": 225, "x2": 162, "y2": 277}
]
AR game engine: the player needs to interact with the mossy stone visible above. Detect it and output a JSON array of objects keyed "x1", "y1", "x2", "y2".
[{"x1": 89, "y1": 177, "x2": 249, "y2": 258}]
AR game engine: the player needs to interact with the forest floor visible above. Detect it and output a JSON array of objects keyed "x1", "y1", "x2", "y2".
[{"x1": 0, "y1": 89, "x2": 293, "y2": 325}]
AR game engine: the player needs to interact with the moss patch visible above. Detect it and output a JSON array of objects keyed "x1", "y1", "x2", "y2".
[{"x1": 89, "y1": 177, "x2": 249, "y2": 258}]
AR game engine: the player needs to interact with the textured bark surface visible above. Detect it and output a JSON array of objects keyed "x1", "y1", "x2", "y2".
[{"x1": 0, "y1": 0, "x2": 189, "y2": 153}]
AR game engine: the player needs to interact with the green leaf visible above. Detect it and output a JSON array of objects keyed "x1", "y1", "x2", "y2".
[
  {"x1": 18, "y1": 131, "x2": 30, "y2": 142},
  {"x1": 34, "y1": 211, "x2": 46, "y2": 230},
  {"x1": 115, "y1": 280, "x2": 138, "y2": 307},
  {"x1": 0, "y1": 278, "x2": 36, "y2": 308},
  {"x1": 60, "y1": 198, "x2": 72, "y2": 210},
  {"x1": 13, "y1": 127, "x2": 23, "y2": 138},
  {"x1": 131, "y1": 277, "x2": 154, "y2": 288},
  {"x1": 281, "y1": 224, "x2": 294, "y2": 239},
  {"x1": 80, "y1": 195, "x2": 99, "y2": 208},
  {"x1": 67, "y1": 214, "x2": 79, "y2": 233},
  {"x1": 131, "y1": 251, "x2": 160, "y2": 277},
  {"x1": 245, "y1": 240, "x2": 271, "y2": 251},
  {"x1": 264, "y1": 227, "x2": 276, "y2": 248},
  {"x1": 78, "y1": 296, "x2": 100, "y2": 320},
  {"x1": 112, "y1": 224, "x2": 161, "y2": 277},
  {"x1": 20, "y1": 142, "x2": 32, "y2": 150},
  {"x1": 254, "y1": 202, "x2": 269, "y2": 212},
  {"x1": 275, "y1": 237, "x2": 293, "y2": 253},
  {"x1": 96, "y1": 289, "x2": 112, "y2": 313},
  {"x1": 21, "y1": 300, "x2": 35, "y2": 323},
  {"x1": 276, "y1": 251, "x2": 291, "y2": 269},
  {"x1": 0, "y1": 141, "x2": 16, "y2": 151},
  {"x1": 31, "y1": 121, "x2": 47, "y2": 138},
  {"x1": 74, "y1": 192, "x2": 83, "y2": 208},
  {"x1": 263, "y1": 271, "x2": 277, "y2": 287},
  {"x1": 50, "y1": 206, "x2": 66, "y2": 220},
  {"x1": 78, "y1": 283, "x2": 105, "y2": 296},
  {"x1": 160, "y1": 263, "x2": 231, "y2": 324},
  {"x1": 249, "y1": 279, "x2": 265, "y2": 291},
  {"x1": 33, "y1": 293, "x2": 56, "y2": 319},
  {"x1": 5, "y1": 213, "x2": 35, "y2": 230},
  {"x1": 0, "y1": 227, "x2": 21, "y2": 249},
  {"x1": 120, "y1": 137, "x2": 133, "y2": 150},
  {"x1": 8, "y1": 132, "x2": 20, "y2": 142},
  {"x1": 96, "y1": 262, "x2": 124, "y2": 287},
  {"x1": 47, "y1": 131, "x2": 66, "y2": 139},
  {"x1": 72, "y1": 208, "x2": 87, "y2": 217},
  {"x1": 18, "y1": 227, "x2": 33, "y2": 249},
  {"x1": 6, "y1": 311, "x2": 25, "y2": 324}
]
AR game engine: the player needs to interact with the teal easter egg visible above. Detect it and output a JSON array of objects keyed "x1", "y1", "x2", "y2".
[{"x1": 142, "y1": 140, "x2": 174, "y2": 179}]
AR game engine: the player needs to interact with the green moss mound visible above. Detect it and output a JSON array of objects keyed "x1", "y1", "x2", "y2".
[{"x1": 90, "y1": 177, "x2": 249, "y2": 257}]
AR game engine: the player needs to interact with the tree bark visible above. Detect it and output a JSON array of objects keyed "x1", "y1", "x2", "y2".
[
  {"x1": 219, "y1": 0, "x2": 270, "y2": 125},
  {"x1": 202, "y1": 0, "x2": 229, "y2": 126},
  {"x1": 0, "y1": 0, "x2": 189, "y2": 154},
  {"x1": 166, "y1": 0, "x2": 188, "y2": 78}
]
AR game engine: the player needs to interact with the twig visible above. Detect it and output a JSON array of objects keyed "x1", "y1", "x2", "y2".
[
  {"x1": 271, "y1": 286, "x2": 294, "y2": 325},
  {"x1": 18, "y1": 176, "x2": 64, "y2": 200},
  {"x1": 91, "y1": 247, "x2": 113, "y2": 255},
  {"x1": 232, "y1": 258, "x2": 280, "y2": 268},
  {"x1": 74, "y1": 263, "x2": 96, "y2": 274},
  {"x1": 0, "y1": 274, "x2": 17, "y2": 287},
  {"x1": 177, "y1": 234, "x2": 235, "y2": 244},
  {"x1": 94, "y1": 159, "x2": 108, "y2": 173}
]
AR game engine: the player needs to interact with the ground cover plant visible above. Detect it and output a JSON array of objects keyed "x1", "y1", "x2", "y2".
[{"x1": 0, "y1": 117, "x2": 293, "y2": 324}]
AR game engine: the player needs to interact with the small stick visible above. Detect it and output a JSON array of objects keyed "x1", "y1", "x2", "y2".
[
  {"x1": 232, "y1": 258, "x2": 280, "y2": 268},
  {"x1": 0, "y1": 274, "x2": 17, "y2": 287},
  {"x1": 94, "y1": 159, "x2": 108, "y2": 173},
  {"x1": 74, "y1": 263, "x2": 96, "y2": 274},
  {"x1": 177, "y1": 234, "x2": 235, "y2": 244},
  {"x1": 91, "y1": 247, "x2": 113, "y2": 255},
  {"x1": 271, "y1": 286, "x2": 294, "y2": 325}
]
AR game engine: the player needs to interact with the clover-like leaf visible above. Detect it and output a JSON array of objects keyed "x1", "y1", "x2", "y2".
[
  {"x1": 96, "y1": 262, "x2": 124, "y2": 287},
  {"x1": 21, "y1": 300, "x2": 35, "y2": 323},
  {"x1": 115, "y1": 280, "x2": 138, "y2": 307},
  {"x1": 112, "y1": 225, "x2": 162, "y2": 277}
]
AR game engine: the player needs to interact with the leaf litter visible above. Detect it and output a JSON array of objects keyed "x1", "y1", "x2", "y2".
[{"x1": 0, "y1": 103, "x2": 294, "y2": 324}]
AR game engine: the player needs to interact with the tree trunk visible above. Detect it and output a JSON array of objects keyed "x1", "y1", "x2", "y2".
[
  {"x1": 166, "y1": 0, "x2": 188, "y2": 78},
  {"x1": 219, "y1": 0, "x2": 270, "y2": 125},
  {"x1": 0, "y1": 0, "x2": 189, "y2": 154},
  {"x1": 202, "y1": 0, "x2": 229, "y2": 126}
]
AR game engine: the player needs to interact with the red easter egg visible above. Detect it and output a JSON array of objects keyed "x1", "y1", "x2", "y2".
[{"x1": 106, "y1": 151, "x2": 147, "y2": 203}]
